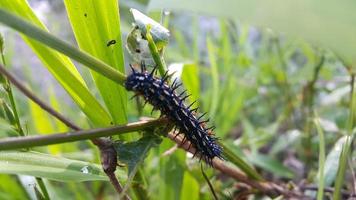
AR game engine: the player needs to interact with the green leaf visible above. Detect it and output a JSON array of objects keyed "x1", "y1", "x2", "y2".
[
  {"x1": 179, "y1": 172, "x2": 199, "y2": 200},
  {"x1": 148, "y1": 0, "x2": 356, "y2": 67},
  {"x1": 158, "y1": 139, "x2": 186, "y2": 200},
  {"x1": 248, "y1": 153, "x2": 294, "y2": 179},
  {"x1": 0, "y1": 151, "x2": 126, "y2": 182},
  {"x1": 114, "y1": 134, "x2": 162, "y2": 197},
  {"x1": 314, "y1": 117, "x2": 326, "y2": 200},
  {"x1": 0, "y1": 175, "x2": 28, "y2": 199},
  {"x1": 217, "y1": 80, "x2": 245, "y2": 137},
  {"x1": 181, "y1": 63, "x2": 200, "y2": 105},
  {"x1": 64, "y1": 0, "x2": 127, "y2": 124},
  {"x1": 29, "y1": 100, "x2": 60, "y2": 154},
  {"x1": 219, "y1": 142, "x2": 263, "y2": 181},
  {"x1": 333, "y1": 135, "x2": 353, "y2": 200},
  {"x1": 0, "y1": 118, "x2": 18, "y2": 137},
  {"x1": 322, "y1": 136, "x2": 348, "y2": 186},
  {"x1": 206, "y1": 37, "x2": 219, "y2": 119},
  {"x1": 115, "y1": 134, "x2": 162, "y2": 174},
  {"x1": 131, "y1": 8, "x2": 170, "y2": 50},
  {"x1": 0, "y1": 1, "x2": 113, "y2": 126},
  {"x1": 270, "y1": 130, "x2": 301, "y2": 155},
  {"x1": 48, "y1": 87, "x2": 68, "y2": 133},
  {"x1": 173, "y1": 30, "x2": 190, "y2": 58},
  {"x1": 29, "y1": 100, "x2": 55, "y2": 135}
]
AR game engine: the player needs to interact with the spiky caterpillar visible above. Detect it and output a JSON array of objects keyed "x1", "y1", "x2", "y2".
[{"x1": 125, "y1": 66, "x2": 223, "y2": 164}]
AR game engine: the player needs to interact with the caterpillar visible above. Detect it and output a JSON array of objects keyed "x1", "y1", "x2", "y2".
[{"x1": 125, "y1": 65, "x2": 223, "y2": 165}]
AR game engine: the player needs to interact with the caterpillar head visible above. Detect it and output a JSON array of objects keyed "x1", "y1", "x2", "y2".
[{"x1": 125, "y1": 73, "x2": 146, "y2": 91}]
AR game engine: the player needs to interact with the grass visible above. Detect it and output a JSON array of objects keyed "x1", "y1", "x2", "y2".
[{"x1": 0, "y1": 0, "x2": 354, "y2": 199}]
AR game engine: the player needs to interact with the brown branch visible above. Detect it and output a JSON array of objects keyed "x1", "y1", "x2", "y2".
[
  {"x1": 0, "y1": 63, "x2": 129, "y2": 199},
  {"x1": 0, "y1": 64, "x2": 81, "y2": 131},
  {"x1": 301, "y1": 185, "x2": 356, "y2": 198},
  {"x1": 168, "y1": 132, "x2": 309, "y2": 199}
]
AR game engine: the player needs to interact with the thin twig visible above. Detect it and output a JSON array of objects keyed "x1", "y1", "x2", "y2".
[{"x1": 0, "y1": 63, "x2": 129, "y2": 199}]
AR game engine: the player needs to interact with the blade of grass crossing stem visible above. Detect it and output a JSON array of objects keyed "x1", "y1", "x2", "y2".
[
  {"x1": 0, "y1": 1, "x2": 113, "y2": 126},
  {"x1": 334, "y1": 75, "x2": 355, "y2": 199},
  {"x1": 314, "y1": 115, "x2": 325, "y2": 200},
  {"x1": 206, "y1": 37, "x2": 219, "y2": 119},
  {"x1": 64, "y1": 0, "x2": 127, "y2": 125},
  {"x1": 219, "y1": 142, "x2": 263, "y2": 180},
  {"x1": 322, "y1": 136, "x2": 348, "y2": 187},
  {"x1": 333, "y1": 135, "x2": 353, "y2": 200}
]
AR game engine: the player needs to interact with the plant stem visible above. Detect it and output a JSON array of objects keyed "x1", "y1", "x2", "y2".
[
  {"x1": 0, "y1": 9, "x2": 126, "y2": 85},
  {"x1": 0, "y1": 118, "x2": 167, "y2": 150},
  {"x1": 347, "y1": 74, "x2": 355, "y2": 133},
  {"x1": 146, "y1": 25, "x2": 167, "y2": 76},
  {"x1": 0, "y1": 45, "x2": 24, "y2": 136}
]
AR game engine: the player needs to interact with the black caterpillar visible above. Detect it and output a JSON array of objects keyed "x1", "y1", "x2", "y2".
[{"x1": 125, "y1": 66, "x2": 223, "y2": 165}]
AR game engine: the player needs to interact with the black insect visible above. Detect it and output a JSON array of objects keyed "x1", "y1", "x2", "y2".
[
  {"x1": 106, "y1": 40, "x2": 116, "y2": 47},
  {"x1": 125, "y1": 65, "x2": 223, "y2": 165}
]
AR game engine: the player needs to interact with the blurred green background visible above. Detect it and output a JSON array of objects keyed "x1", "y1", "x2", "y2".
[{"x1": 0, "y1": 0, "x2": 354, "y2": 199}]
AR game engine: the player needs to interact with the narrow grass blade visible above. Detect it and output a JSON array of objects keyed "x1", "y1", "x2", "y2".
[
  {"x1": 219, "y1": 142, "x2": 263, "y2": 181},
  {"x1": 0, "y1": 151, "x2": 126, "y2": 182},
  {"x1": 0, "y1": 2, "x2": 113, "y2": 126},
  {"x1": 181, "y1": 63, "x2": 200, "y2": 105},
  {"x1": 333, "y1": 135, "x2": 353, "y2": 200},
  {"x1": 0, "y1": 6, "x2": 126, "y2": 84},
  {"x1": 206, "y1": 37, "x2": 219, "y2": 119},
  {"x1": 179, "y1": 172, "x2": 199, "y2": 200},
  {"x1": 248, "y1": 153, "x2": 294, "y2": 179},
  {"x1": 322, "y1": 136, "x2": 348, "y2": 187},
  {"x1": 334, "y1": 75, "x2": 355, "y2": 199},
  {"x1": 29, "y1": 101, "x2": 59, "y2": 154},
  {"x1": 314, "y1": 116, "x2": 325, "y2": 200},
  {"x1": 64, "y1": 0, "x2": 127, "y2": 124}
]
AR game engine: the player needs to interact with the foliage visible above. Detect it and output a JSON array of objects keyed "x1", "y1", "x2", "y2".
[{"x1": 0, "y1": 0, "x2": 354, "y2": 199}]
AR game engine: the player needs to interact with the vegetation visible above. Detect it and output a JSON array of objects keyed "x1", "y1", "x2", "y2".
[{"x1": 0, "y1": 0, "x2": 354, "y2": 199}]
